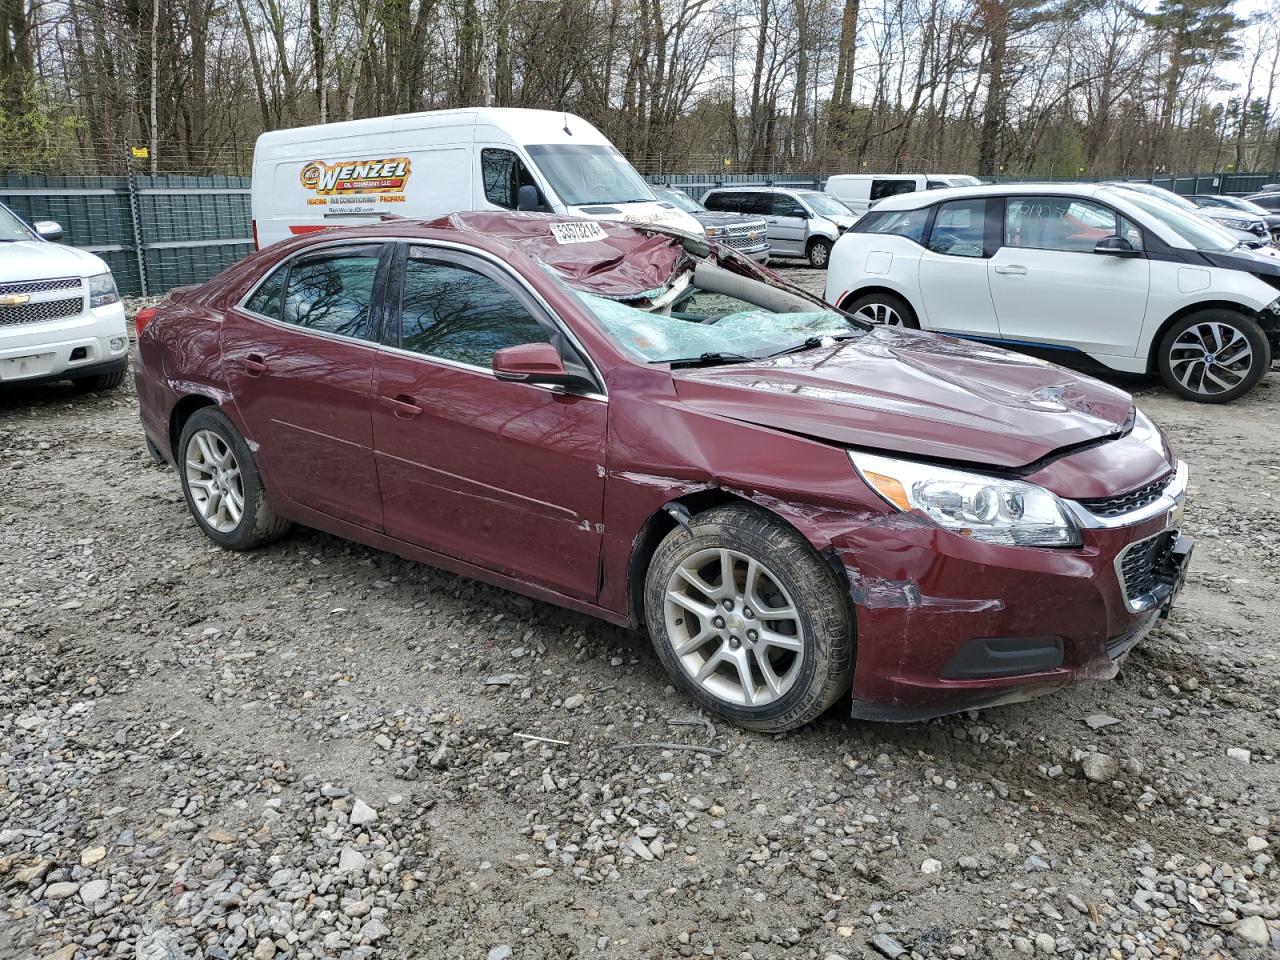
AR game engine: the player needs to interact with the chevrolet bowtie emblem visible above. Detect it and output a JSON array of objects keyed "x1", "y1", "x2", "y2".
[{"x1": 0, "y1": 293, "x2": 31, "y2": 306}]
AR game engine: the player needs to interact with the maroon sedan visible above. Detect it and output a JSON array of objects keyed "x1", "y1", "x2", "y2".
[{"x1": 133, "y1": 212, "x2": 1192, "y2": 731}]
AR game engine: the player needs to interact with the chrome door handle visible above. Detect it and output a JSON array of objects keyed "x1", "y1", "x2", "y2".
[{"x1": 994, "y1": 265, "x2": 1028, "y2": 276}]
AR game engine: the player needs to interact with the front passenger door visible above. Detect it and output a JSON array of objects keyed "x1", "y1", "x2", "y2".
[{"x1": 370, "y1": 245, "x2": 607, "y2": 601}]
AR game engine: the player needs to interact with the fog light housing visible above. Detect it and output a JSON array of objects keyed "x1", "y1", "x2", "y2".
[{"x1": 110, "y1": 337, "x2": 127, "y2": 351}]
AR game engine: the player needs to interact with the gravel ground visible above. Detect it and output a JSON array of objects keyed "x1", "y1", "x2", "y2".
[{"x1": 2, "y1": 271, "x2": 1278, "y2": 960}]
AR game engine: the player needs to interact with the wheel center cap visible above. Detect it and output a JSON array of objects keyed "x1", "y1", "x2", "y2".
[{"x1": 726, "y1": 613, "x2": 746, "y2": 634}]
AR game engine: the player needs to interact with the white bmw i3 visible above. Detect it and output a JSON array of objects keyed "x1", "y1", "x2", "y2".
[{"x1": 824, "y1": 183, "x2": 1280, "y2": 402}]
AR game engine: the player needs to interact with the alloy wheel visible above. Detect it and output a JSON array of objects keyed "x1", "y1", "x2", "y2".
[
  {"x1": 185, "y1": 428, "x2": 244, "y2": 534},
  {"x1": 851, "y1": 302, "x2": 904, "y2": 326},
  {"x1": 663, "y1": 547, "x2": 806, "y2": 707},
  {"x1": 1168, "y1": 321, "x2": 1254, "y2": 397}
]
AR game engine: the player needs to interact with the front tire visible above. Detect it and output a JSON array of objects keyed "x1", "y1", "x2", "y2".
[
  {"x1": 841, "y1": 291, "x2": 920, "y2": 329},
  {"x1": 177, "y1": 406, "x2": 291, "y2": 550},
  {"x1": 73, "y1": 366, "x2": 126, "y2": 391},
  {"x1": 807, "y1": 238, "x2": 833, "y2": 269},
  {"x1": 644, "y1": 504, "x2": 854, "y2": 732},
  {"x1": 1157, "y1": 309, "x2": 1270, "y2": 403}
]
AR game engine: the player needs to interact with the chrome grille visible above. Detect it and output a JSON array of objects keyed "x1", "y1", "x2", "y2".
[
  {"x1": 0, "y1": 277, "x2": 83, "y2": 296},
  {"x1": 1117, "y1": 531, "x2": 1176, "y2": 609},
  {"x1": 1079, "y1": 475, "x2": 1171, "y2": 518},
  {"x1": 0, "y1": 296, "x2": 85, "y2": 326}
]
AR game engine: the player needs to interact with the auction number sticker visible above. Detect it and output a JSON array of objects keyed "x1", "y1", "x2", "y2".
[{"x1": 549, "y1": 221, "x2": 608, "y2": 244}]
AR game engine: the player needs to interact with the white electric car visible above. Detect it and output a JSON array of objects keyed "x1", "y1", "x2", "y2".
[
  {"x1": 825, "y1": 183, "x2": 1280, "y2": 402},
  {"x1": 0, "y1": 202, "x2": 128, "y2": 390}
]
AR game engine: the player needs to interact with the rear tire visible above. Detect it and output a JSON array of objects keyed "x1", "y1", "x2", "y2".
[
  {"x1": 73, "y1": 367, "x2": 126, "y2": 391},
  {"x1": 841, "y1": 291, "x2": 920, "y2": 329},
  {"x1": 644, "y1": 503, "x2": 854, "y2": 732},
  {"x1": 177, "y1": 406, "x2": 291, "y2": 550},
  {"x1": 1157, "y1": 309, "x2": 1270, "y2": 403},
  {"x1": 807, "y1": 238, "x2": 833, "y2": 269}
]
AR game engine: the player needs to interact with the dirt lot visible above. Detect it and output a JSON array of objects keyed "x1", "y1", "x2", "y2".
[{"x1": 2, "y1": 269, "x2": 1279, "y2": 960}]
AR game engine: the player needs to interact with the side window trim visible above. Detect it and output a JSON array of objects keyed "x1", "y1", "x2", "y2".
[{"x1": 385, "y1": 241, "x2": 605, "y2": 396}]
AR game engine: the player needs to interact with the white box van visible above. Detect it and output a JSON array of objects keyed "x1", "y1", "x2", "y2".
[
  {"x1": 824, "y1": 173, "x2": 981, "y2": 214},
  {"x1": 251, "y1": 108, "x2": 702, "y2": 247}
]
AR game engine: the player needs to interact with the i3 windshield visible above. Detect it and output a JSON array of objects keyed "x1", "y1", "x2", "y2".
[
  {"x1": 526, "y1": 144, "x2": 657, "y2": 207},
  {"x1": 1120, "y1": 192, "x2": 1239, "y2": 252}
]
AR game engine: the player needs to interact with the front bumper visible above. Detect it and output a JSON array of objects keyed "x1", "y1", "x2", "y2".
[
  {"x1": 841, "y1": 479, "x2": 1193, "y2": 722},
  {"x1": 0, "y1": 303, "x2": 129, "y2": 384}
]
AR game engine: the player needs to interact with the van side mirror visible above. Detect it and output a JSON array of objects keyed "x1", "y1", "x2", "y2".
[
  {"x1": 493, "y1": 343, "x2": 577, "y2": 386},
  {"x1": 517, "y1": 185, "x2": 547, "y2": 213},
  {"x1": 1094, "y1": 236, "x2": 1139, "y2": 257},
  {"x1": 34, "y1": 220, "x2": 63, "y2": 241}
]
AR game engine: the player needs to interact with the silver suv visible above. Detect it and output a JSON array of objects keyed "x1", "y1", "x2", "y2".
[{"x1": 699, "y1": 187, "x2": 856, "y2": 268}]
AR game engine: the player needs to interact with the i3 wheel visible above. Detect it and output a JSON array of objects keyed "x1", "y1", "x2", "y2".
[
  {"x1": 644, "y1": 503, "x2": 854, "y2": 732},
  {"x1": 841, "y1": 291, "x2": 920, "y2": 329},
  {"x1": 807, "y1": 238, "x2": 833, "y2": 269},
  {"x1": 178, "y1": 406, "x2": 291, "y2": 550},
  {"x1": 1157, "y1": 309, "x2": 1270, "y2": 403}
]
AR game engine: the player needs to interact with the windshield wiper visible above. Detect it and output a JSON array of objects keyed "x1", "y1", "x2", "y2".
[
  {"x1": 763, "y1": 333, "x2": 861, "y2": 359},
  {"x1": 653, "y1": 351, "x2": 758, "y2": 369}
]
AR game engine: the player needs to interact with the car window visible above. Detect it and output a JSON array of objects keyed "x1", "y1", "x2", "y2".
[
  {"x1": 927, "y1": 199, "x2": 986, "y2": 257},
  {"x1": 771, "y1": 194, "x2": 806, "y2": 218},
  {"x1": 1252, "y1": 194, "x2": 1280, "y2": 211},
  {"x1": 702, "y1": 192, "x2": 735, "y2": 213},
  {"x1": 279, "y1": 249, "x2": 382, "y2": 339},
  {"x1": 244, "y1": 263, "x2": 288, "y2": 319},
  {"x1": 1005, "y1": 197, "x2": 1123, "y2": 253},
  {"x1": 481, "y1": 148, "x2": 539, "y2": 209},
  {"x1": 399, "y1": 252, "x2": 551, "y2": 368},
  {"x1": 860, "y1": 209, "x2": 928, "y2": 244},
  {"x1": 871, "y1": 179, "x2": 918, "y2": 201}
]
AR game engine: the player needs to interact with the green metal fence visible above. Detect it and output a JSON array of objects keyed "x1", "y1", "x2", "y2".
[{"x1": 0, "y1": 172, "x2": 252, "y2": 297}]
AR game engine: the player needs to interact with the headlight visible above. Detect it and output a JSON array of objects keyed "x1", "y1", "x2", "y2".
[
  {"x1": 1131, "y1": 408, "x2": 1171, "y2": 461},
  {"x1": 88, "y1": 272, "x2": 119, "y2": 308},
  {"x1": 1216, "y1": 217, "x2": 1252, "y2": 231},
  {"x1": 705, "y1": 226, "x2": 727, "y2": 238},
  {"x1": 850, "y1": 451, "x2": 1082, "y2": 547}
]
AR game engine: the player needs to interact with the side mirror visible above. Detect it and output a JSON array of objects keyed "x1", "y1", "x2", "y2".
[
  {"x1": 789, "y1": 207, "x2": 809, "y2": 219},
  {"x1": 517, "y1": 184, "x2": 547, "y2": 213},
  {"x1": 1094, "y1": 235, "x2": 1139, "y2": 257},
  {"x1": 493, "y1": 342, "x2": 577, "y2": 386},
  {"x1": 34, "y1": 220, "x2": 63, "y2": 241}
]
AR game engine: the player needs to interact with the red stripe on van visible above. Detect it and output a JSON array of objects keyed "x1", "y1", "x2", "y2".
[{"x1": 288, "y1": 225, "x2": 329, "y2": 236}]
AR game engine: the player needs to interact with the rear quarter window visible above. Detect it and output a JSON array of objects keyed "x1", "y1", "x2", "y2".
[{"x1": 858, "y1": 209, "x2": 928, "y2": 244}]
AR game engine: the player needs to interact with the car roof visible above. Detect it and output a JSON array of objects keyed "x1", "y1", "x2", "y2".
[
  {"x1": 868, "y1": 182, "x2": 1120, "y2": 211},
  {"x1": 239, "y1": 211, "x2": 690, "y2": 301},
  {"x1": 704, "y1": 186, "x2": 805, "y2": 194}
]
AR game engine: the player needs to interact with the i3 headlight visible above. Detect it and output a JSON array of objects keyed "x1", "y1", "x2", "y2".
[
  {"x1": 850, "y1": 451, "x2": 1082, "y2": 547},
  {"x1": 88, "y1": 271, "x2": 120, "y2": 308}
]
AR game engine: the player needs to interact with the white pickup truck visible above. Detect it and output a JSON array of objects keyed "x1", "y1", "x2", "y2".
[{"x1": 0, "y1": 202, "x2": 128, "y2": 390}]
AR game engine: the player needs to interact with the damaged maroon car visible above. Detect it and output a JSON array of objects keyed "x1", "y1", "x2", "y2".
[{"x1": 133, "y1": 212, "x2": 1192, "y2": 731}]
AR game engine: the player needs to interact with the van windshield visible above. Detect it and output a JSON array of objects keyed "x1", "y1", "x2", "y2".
[
  {"x1": 799, "y1": 191, "x2": 853, "y2": 218},
  {"x1": 526, "y1": 144, "x2": 656, "y2": 207}
]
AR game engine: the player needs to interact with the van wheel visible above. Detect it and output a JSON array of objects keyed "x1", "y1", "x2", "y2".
[
  {"x1": 841, "y1": 291, "x2": 920, "y2": 329},
  {"x1": 644, "y1": 503, "x2": 854, "y2": 732},
  {"x1": 1157, "y1": 309, "x2": 1270, "y2": 403},
  {"x1": 807, "y1": 238, "x2": 833, "y2": 269}
]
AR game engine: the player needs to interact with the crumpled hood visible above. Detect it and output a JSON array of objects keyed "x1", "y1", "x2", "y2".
[
  {"x1": 673, "y1": 327, "x2": 1135, "y2": 469},
  {"x1": 0, "y1": 240, "x2": 107, "y2": 281}
]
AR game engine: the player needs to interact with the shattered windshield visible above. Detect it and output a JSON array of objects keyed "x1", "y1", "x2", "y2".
[{"x1": 564, "y1": 266, "x2": 857, "y2": 365}]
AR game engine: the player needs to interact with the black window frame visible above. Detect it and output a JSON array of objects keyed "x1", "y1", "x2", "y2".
[{"x1": 383, "y1": 242, "x2": 602, "y2": 393}]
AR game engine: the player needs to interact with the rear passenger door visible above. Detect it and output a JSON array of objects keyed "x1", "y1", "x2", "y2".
[
  {"x1": 916, "y1": 198, "x2": 1001, "y2": 337},
  {"x1": 369, "y1": 244, "x2": 607, "y2": 602},
  {"x1": 223, "y1": 242, "x2": 389, "y2": 530}
]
